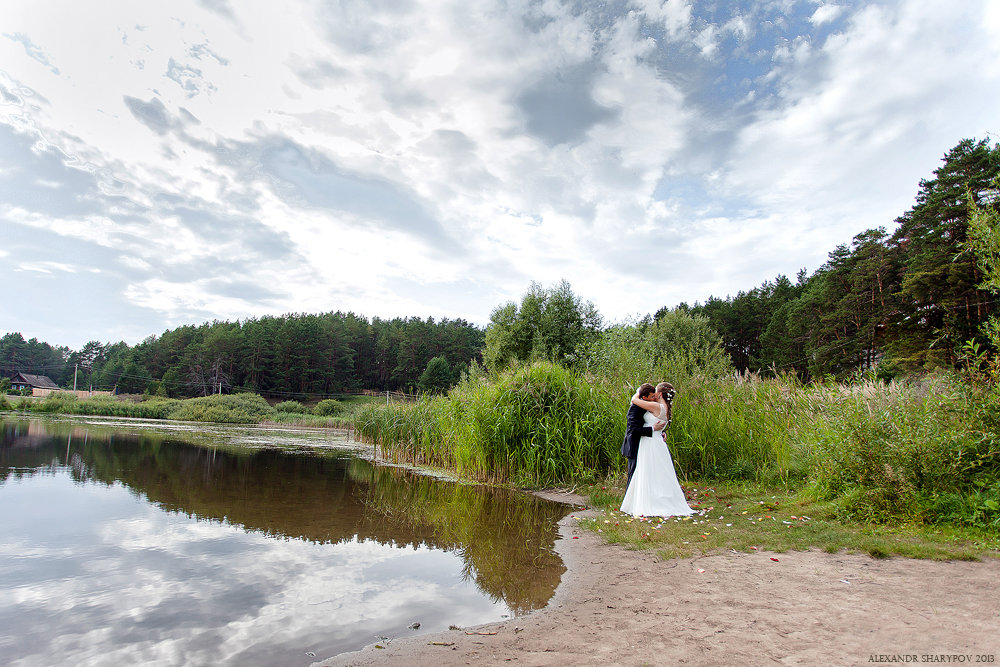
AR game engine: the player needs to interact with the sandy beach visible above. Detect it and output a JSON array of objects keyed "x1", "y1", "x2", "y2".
[{"x1": 316, "y1": 492, "x2": 1000, "y2": 666}]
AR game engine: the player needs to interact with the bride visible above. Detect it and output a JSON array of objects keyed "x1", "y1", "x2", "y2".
[{"x1": 620, "y1": 382, "x2": 694, "y2": 518}]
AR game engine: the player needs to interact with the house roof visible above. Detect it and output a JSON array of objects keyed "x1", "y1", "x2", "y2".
[{"x1": 12, "y1": 373, "x2": 60, "y2": 389}]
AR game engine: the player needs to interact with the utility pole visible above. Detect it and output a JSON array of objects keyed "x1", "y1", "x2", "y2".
[{"x1": 73, "y1": 363, "x2": 78, "y2": 391}]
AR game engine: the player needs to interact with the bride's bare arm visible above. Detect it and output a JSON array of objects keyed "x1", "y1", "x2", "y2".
[{"x1": 631, "y1": 395, "x2": 661, "y2": 413}]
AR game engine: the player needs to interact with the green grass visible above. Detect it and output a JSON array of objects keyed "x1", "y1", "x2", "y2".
[
  {"x1": 356, "y1": 364, "x2": 1000, "y2": 529},
  {"x1": 577, "y1": 481, "x2": 1000, "y2": 561}
]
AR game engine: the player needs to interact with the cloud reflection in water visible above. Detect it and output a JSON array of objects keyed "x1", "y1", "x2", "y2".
[{"x1": 0, "y1": 420, "x2": 567, "y2": 666}]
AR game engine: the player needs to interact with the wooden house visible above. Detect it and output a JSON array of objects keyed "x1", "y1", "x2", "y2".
[{"x1": 10, "y1": 373, "x2": 60, "y2": 392}]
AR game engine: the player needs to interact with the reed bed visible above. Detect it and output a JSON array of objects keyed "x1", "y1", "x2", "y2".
[
  {"x1": 355, "y1": 363, "x2": 1000, "y2": 527},
  {"x1": 356, "y1": 363, "x2": 622, "y2": 486}
]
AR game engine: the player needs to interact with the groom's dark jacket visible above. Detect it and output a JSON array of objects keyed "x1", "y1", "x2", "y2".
[{"x1": 620, "y1": 403, "x2": 653, "y2": 459}]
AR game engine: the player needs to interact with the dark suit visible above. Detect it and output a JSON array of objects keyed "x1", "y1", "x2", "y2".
[{"x1": 621, "y1": 402, "x2": 653, "y2": 488}]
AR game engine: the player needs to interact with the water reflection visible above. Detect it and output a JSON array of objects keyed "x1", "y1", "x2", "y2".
[{"x1": 0, "y1": 418, "x2": 569, "y2": 666}]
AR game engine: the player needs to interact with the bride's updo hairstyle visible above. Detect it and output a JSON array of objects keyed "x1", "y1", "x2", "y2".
[{"x1": 656, "y1": 382, "x2": 676, "y2": 403}]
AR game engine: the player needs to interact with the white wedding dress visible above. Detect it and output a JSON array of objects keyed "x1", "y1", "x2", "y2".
[{"x1": 620, "y1": 404, "x2": 694, "y2": 517}]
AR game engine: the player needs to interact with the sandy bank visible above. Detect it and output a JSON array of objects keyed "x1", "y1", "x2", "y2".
[{"x1": 316, "y1": 492, "x2": 1000, "y2": 666}]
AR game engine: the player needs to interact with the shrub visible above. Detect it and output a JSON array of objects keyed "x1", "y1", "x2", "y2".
[
  {"x1": 30, "y1": 393, "x2": 181, "y2": 419},
  {"x1": 313, "y1": 399, "x2": 343, "y2": 416},
  {"x1": 33, "y1": 392, "x2": 79, "y2": 414},
  {"x1": 803, "y1": 374, "x2": 1000, "y2": 523},
  {"x1": 274, "y1": 400, "x2": 307, "y2": 414},
  {"x1": 167, "y1": 393, "x2": 276, "y2": 424}
]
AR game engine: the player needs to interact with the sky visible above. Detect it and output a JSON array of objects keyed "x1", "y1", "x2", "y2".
[{"x1": 1, "y1": 0, "x2": 999, "y2": 350}]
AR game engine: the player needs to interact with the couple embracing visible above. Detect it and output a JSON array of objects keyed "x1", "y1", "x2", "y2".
[{"x1": 619, "y1": 382, "x2": 694, "y2": 518}]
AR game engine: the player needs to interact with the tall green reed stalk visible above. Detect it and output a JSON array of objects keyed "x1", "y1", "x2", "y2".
[
  {"x1": 667, "y1": 372, "x2": 805, "y2": 482},
  {"x1": 356, "y1": 362, "x2": 623, "y2": 486}
]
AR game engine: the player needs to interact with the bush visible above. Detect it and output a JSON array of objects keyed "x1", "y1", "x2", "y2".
[
  {"x1": 313, "y1": 399, "x2": 343, "y2": 416},
  {"x1": 803, "y1": 374, "x2": 1000, "y2": 523},
  {"x1": 166, "y1": 393, "x2": 276, "y2": 424},
  {"x1": 33, "y1": 392, "x2": 79, "y2": 413},
  {"x1": 274, "y1": 400, "x2": 307, "y2": 414}
]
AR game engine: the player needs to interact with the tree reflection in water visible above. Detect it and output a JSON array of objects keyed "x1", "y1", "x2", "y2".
[{"x1": 0, "y1": 418, "x2": 568, "y2": 614}]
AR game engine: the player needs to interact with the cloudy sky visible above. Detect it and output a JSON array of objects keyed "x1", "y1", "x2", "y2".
[{"x1": 2, "y1": 0, "x2": 999, "y2": 349}]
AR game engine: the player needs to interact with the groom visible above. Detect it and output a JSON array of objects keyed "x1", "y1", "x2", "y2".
[{"x1": 621, "y1": 383, "x2": 665, "y2": 489}]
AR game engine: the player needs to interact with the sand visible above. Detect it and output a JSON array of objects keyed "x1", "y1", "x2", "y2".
[{"x1": 316, "y1": 492, "x2": 1000, "y2": 666}]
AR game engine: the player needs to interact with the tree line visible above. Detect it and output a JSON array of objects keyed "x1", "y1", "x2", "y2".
[
  {"x1": 673, "y1": 138, "x2": 1000, "y2": 380},
  {"x1": 479, "y1": 140, "x2": 1000, "y2": 383},
  {"x1": 1, "y1": 313, "x2": 485, "y2": 398}
]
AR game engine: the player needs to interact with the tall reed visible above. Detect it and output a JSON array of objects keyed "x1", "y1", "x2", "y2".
[
  {"x1": 667, "y1": 372, "x2": 805, "y2": 482},
  {"x1": 356, "y1": 362, "x2": 623, "y2": 486},
  {"x1": 356, "y1": 364, "x2": 1000, "y2": 526},
  {"x1": 800, "y1": 374, "x2": 1000, "y2": 524}
]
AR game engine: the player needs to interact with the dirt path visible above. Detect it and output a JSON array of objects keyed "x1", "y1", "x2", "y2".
[{"x1": 317, "y1": 492, "x2": 1000, "y2": 666}]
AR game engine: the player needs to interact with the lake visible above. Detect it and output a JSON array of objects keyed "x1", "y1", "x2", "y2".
[{"x1": 0, "y1": 416, "x2": 570, "y2": 666}]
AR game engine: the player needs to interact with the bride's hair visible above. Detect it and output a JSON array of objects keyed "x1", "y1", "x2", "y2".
[{"x1": 655, "y1": 382, "x2": 676, "y2": 403}]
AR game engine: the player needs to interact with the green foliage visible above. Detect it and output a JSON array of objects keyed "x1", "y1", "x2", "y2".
[
  {"x1": 966, "y1": 179, "x2": 1000, "y2": 294},
  {"x1": 2, "y1": 312, "x2": 484, "y2": 400},
  {"x1": 418, "y1": 356, "x2": 453, "y2": 393},
  {"x1": 581, "y1": 483, "x2": 991, "y2": 561},
  {"x1": 0, "y1": 377, "x2": 10, "y2": 393},
  {"x1": 580, "y1": 309, "x2": 732, "y2": 390},
  {"x1": 274, "y1": 400, "x2": 307, "y2": 414},
  {"x1": 358, "y1": 361, "x2": 622, "y2": 486},
  {"x1": 666, "y1": 375, "x2": 802, "y2": 482},
  {"x1": 32, "y1": 392, "x2": 79, "y2": 414},
  {"x1": 681, "y1": 138, "x2": 1000, "y2": 380},
  {"x1": 361, "y1": 355, "x2": 999, "y2": 529},
  {"x1": 312, "y1": 398, "x2": 343, "y2": 416},
  {"x1": 964, "y1": 179, "x2": 1000, "y2": 379},
  {"x1": 0, "y1": 394, "x2": 9, "y2": 410},
  {"x1": 22, "y1": 391, "x2": 283, "y2": 423},
  {"x1": 803, "y1": 374, "x2": 1000, "y2": 524},
  {"x1": 483, "y1": 280, "x2": 601, "y2": 372},
  {"x1": 167, "y1": 393, "x2": 276, "y2": 424},
  {"x1": 888, "y1": 138, "x2": 1000, "y2": 369},
  {"x1": 1, "y1": 332, "x2": 70, "y2": 387},
  {"x1": 31, "y1": 393, "x2": 180, "y2": 419}
]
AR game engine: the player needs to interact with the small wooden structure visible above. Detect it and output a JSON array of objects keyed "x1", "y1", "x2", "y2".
[
  {"x1": 10, "y1": 373, "x2": 60, "y2": 393},
  {"x1": 8, "y1": 372, "x2": 112, "y2": 398}
]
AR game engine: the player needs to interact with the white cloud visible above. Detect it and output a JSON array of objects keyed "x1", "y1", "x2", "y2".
[
  {"x1": 723, "y1": 0, "x2": 1000, "y2": 260},
  {"x1": 632, "y1": 0, "x2": 693, "y2": 40},
  {"x1": 14, "y1": 260, "x2": 77, "y2": 274},
  {"x1": 1, "y1": 0, "x2": 998, "y2": 345},
  {"x1": 694, "y1": 24, "x2": 719, "y2": 58},
  {"x1": 810, "y1": 4, "x2": 845, "y2": 26}
]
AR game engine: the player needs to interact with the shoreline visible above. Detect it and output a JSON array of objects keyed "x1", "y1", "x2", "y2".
[{"x1": 317, "y1": 492, "x2": 1000, "y2": 666}]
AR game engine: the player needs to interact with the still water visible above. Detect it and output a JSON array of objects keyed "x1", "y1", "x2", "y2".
[{"x1": 0, "y1": 417, "x2": 570, "y2": 666}]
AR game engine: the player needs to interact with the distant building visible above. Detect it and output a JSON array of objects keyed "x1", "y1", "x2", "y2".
[
  {"x1": 10, "y1": 373, "x2": 60, "y2": 392},
  {"x1": 8, "y1": 372, "x2": 113, "y2": 398}
]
